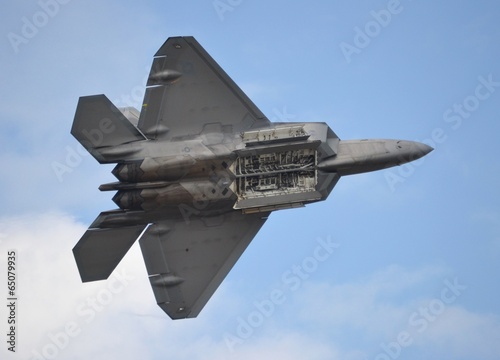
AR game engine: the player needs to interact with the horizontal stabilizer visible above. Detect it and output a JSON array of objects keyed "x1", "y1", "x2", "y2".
[
  {"x1": 71, "y1": 95, "x2": 147, "y2": 163},
  {"x1": 73, "y1": 219, "x2": 147, "y2": 282}
]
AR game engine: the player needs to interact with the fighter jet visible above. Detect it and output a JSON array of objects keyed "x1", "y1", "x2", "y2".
[{"x1": 72, "y1": 36, "x2": 432, "y2": 319}]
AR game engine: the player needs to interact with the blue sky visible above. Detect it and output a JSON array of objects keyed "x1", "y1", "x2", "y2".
[{"x1": 1, "y1": 1, "x2": 499, "y2": 359}]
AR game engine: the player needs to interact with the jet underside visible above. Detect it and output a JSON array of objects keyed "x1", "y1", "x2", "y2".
[
  {"x1": 71, "y1": 36, "x2": 432, "y2": 319},
  {"x1": 102, "y1": 122, "x2": 341, "y2": 217}
]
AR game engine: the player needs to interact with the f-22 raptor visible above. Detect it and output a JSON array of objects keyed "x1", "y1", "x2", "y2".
[{"x1": 72, "y1": 36, "x2": 432, "y2": 319}]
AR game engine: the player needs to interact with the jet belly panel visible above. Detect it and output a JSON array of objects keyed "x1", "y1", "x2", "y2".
[{"x1": 231, "y1": 123, "x2": 338, "y2": 212}]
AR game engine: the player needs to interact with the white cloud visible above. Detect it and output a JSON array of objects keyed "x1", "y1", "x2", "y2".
[
  {"x1": 0, "y1": 212, "x2": 341, "y2": 360},
  {"x1": 291, "y1": 265, "x2": 500, "y2": 359},
  {"x1": 294, "y1": 265, "x2": 443, "y2": 337},
  {"x1": 0, "y1": 212, "x2": 154, "y2": 359},
  {"x1": 1, "y1": 205, "x2": 499, "y2": 359},
  {"x1": 417, "y1": 307, "x2": 500, "y2": 359}
]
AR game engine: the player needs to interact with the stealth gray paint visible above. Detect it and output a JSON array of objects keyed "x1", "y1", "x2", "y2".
[{"x1": 71, "y1": 36, "x2": 432, "y2": 319}]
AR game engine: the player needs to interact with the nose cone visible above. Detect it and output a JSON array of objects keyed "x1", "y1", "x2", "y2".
[
  {"x1": 395, "y1": 140, "x2": 433, "y2": 164},
  {"x1": 416, "y1": 142, "x2": 434, "y2": 157}
]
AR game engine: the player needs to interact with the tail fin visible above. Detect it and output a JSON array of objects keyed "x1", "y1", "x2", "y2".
[
  {"x1": 71, "y1": 95, "x2": 147, "y2": 163},
  {"x1": 73, "y1": 211, "x2": 147, "y2": 282}
]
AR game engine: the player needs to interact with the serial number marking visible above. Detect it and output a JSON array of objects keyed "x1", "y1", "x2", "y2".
[{"x1": 6, "y1": 250, "x2": 17, "y2": 353}]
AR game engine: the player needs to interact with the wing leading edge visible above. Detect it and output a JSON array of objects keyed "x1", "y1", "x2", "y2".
[
  {"x1": 139, "y1": 211, "x2": 269, "y2": 319},
  {"x1": 138, "y1": 36, "x2": 270, "y2": 139}
]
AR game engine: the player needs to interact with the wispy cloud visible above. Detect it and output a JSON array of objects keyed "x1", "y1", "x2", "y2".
[{"x1": 6, "y1": 213, "x2": 498, "y2": 360}]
